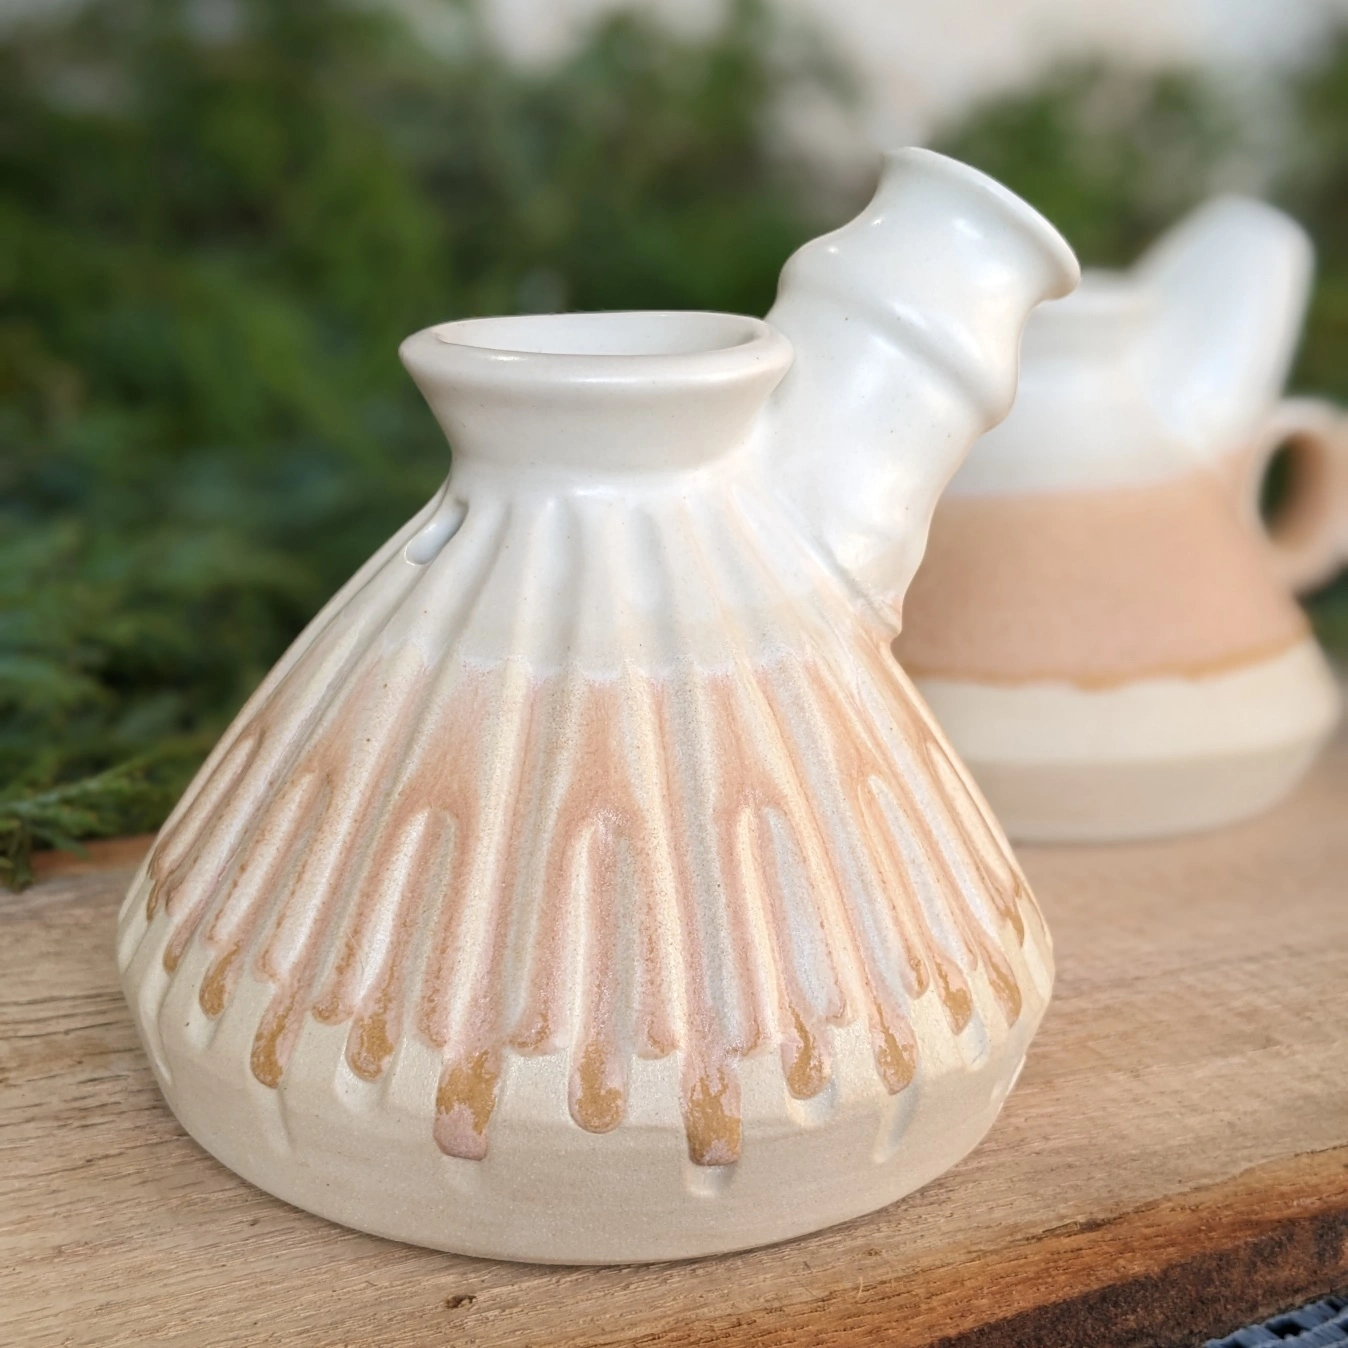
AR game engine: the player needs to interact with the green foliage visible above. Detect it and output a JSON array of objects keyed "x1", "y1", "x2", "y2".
[
  {"x1": 0, "y1": 0, "x2": 845, "y2": 883},
  {"x1": 1289, "y1": 35, "x2": 1348, "y2": 649},
  {"x1": 934, "y1": 39, "x2": 1348, "y2": 648},
  {"x1": 935, "y1": 62, "x2": 1241, "y2": 268},
  {"x1": 1284, "y1": 33, "x2": 1348, "y2": 405},
  {"x1": 0, "y1": 734, "x2": 212, "y2": 889},
  {"x1": 4, "y1": 2, "x2": 1347, "y2": 879}
]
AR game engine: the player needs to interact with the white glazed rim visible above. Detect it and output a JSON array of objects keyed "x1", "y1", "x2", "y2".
[
  {"x1": 401, "y1": 311, "x2": 793, "y2": 391},
  {"x1": 887, "y1": 147, "x2": 1079, "y2": 295}
]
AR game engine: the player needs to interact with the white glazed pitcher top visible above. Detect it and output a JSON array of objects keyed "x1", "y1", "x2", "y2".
[{"x1": 947, "y1": 195, "x2": 1314, "y2": 499}]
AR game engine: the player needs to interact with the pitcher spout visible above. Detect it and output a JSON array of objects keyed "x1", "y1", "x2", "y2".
[
  {"x1": 1134, "y1": 196, "x2": 1313, "y2": 460},
  {"x1": 760, "y1": 147, "x2": 1079, "y2": 615}
]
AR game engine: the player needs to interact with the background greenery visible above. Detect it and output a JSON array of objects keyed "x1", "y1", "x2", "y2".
[{"x1": 3, "y1": 0, "x2": 1347, "y2": 883}]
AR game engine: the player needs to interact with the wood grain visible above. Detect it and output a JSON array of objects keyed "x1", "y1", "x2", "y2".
[{"x1": 3, "y1": 730, "x2": 1347, "y2": 1347}]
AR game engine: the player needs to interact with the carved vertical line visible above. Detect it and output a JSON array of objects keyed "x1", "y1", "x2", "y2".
[
  {"x1": 312, "y1": 810, "x2": 432, "y2": 1080},
  {"x1": 847, "y1": 642, "x2": 1029, "y2": 1028},
  {"x1": 627, "y1": 673, "x2": 684, "y2": 1062},
  {"x1": 418, "y1": 502, "x2": 555, "y2": 1157},
  {"x1": 790, "y1": 657, "x2": 961, "y2": 1064},
  {"x1": 169, "y1": 770, "x2": 322, "y2": 982},
  {"x1": 191, "y1": 816, "x2": 310, "y2": 1019},
  {"x1": 860, "y1": 638, "x2": 1032, "y2": 943},
  {"x1": 568, "y1": 815, "x2": 630, "y2": 1135},
  {"x1": 700, "y1": 496, "x2": 928, "y2": 1088},
  {"x1": 725, "y1": 665, "x2": 855, "y2": 1099},
  {"x1": 667, "y1": 498, "x2": 850, "y2": 1151},
  {"x1": 351, "y1": 808, "x2": 458, "y2": 1086},
  {"x1": 614, "y1": 507, "x2": 690, "y2": 1064},
  {"x1": 501, "y1": 673, "x2": 571, "y2": 1058},
  {"x1": 156, "y1": 498, "x2": 511, "y2": 997},
  {"x1": 657, "y1": 668, "x2": 744, "y2": 1166},
  {"x1": 303, "y1": 644, "x2": 472, "y2": 1039},
  {"x1": 148, "y1": 732, "x2": 261, "y2": 917},
  {"x1": 860, "y1": 777, "x2": 976, "y2": 1033},
  {"x1": 751, "y1": 810, "x2": 835, "y2": 1100}
]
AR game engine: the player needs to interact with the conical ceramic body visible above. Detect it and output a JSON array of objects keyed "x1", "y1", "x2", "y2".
[
  {"x1": 118, "y1": 151, "x2": 1075, "y2": 1263},
  {"x1": 895, "y1": 199, "x2": 1341, "y2": 842}
]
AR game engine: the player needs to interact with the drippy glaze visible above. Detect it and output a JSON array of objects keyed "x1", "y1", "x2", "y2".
[{"x1": 140, "y1": 487, "x2": 1040, "y2": 1166}]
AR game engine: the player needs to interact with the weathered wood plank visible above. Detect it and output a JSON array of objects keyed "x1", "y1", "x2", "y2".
[{"x1": 2, "y1": 731, "x2": 1346, "y2": 1347}]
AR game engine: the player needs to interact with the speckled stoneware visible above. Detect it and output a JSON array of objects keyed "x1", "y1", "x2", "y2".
[
  {"x1": 896, "y1": 197, "x2": 1347, "y2": 843},
  {"x1": 118, "y1": 149, "x2": 1078, "y2": 1264}
]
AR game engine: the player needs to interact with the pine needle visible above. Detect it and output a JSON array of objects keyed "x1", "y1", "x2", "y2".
[{"x1": 0, "y1": 735, "x2": 211, "y2": 890}]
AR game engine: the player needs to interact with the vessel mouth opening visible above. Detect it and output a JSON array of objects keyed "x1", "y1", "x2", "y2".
[
  {"x1": 431, "y1": 310, "x2": 768, "y2": 360},
  {"x1": 402, "y1": 310, "x2": 793, "y2": 473}
]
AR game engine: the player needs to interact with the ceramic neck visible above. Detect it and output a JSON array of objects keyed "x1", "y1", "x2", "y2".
[{"x1": 400, "y1": 311, "x2": 793, "y2": 478}]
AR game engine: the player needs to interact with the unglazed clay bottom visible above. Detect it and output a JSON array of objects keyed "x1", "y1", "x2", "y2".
[{"x1": 896, "y1": 474, "x2": 1310, "y2": 687}]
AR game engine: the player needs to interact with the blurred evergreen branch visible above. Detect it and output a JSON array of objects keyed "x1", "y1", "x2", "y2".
[
  {"x1": 0, "y1": 0, "x2": 848, "y2": 886},
  {"x1": 3, "y1": 1, "x2": 1347, "y2": 881},
  {"x1": 0, "y1": 733, "x2": 213, "y2": 889}
]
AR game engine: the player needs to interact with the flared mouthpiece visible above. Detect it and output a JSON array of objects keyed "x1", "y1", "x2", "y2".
[{"x1": 400, "y1": 311, "x2": 792, "y2": 475}]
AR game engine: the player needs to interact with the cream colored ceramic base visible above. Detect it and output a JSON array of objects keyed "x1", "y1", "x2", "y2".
[
  {"x1": 117, "y1": 861, "x2": 1051, "y2": 1264},
  {"x1": 918, "y1": 640, "x2": 1341, "y2": 843}
]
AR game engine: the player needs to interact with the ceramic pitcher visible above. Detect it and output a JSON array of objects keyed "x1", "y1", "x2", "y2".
[
  {"x1": 118, "y1": 149, "x2": 1078, "y2": 1263},
  {"x1": 895, "y1": 197, "x2": 1347, "y2": 843}
]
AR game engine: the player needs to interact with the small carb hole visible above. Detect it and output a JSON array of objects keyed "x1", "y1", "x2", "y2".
[{"x1": 406, "y1": 498, "x2": 467, "y2": 565}]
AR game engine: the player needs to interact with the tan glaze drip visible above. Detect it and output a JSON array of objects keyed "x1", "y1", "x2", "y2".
[
  {"x1": 871, "y1": 1002, "x2": 919, "y2": 1093},
  {"x1": 785, "y1": 1009, "x2": 828, "y2": 1099},
  {"x1": 395, "y1": 671, "x2": 528, "y2": 1163},
  {"x1": 144, "y1": 622, "x2": 1036, "y2": 1167},
  {"x1": 834, "y1": 633, "x2": 1032, "y2": 1028},
  {"x1": 198, "y1": 942, "x2": 240, "y2": 1018},
  {"x1": 315, "y1": 807, "x2": 443, "y2": 1084},
  {"x1": 434, "y1": 1051, "x2": 499, "y2": 1161},
  {"x1": 514, "y1": 677, "x2": 668, "y2": 1138},
  {"x1": 895, "y1": 471, "x2": 1309, "y2": 688},
  {"x1": 667, "y1": 669, "x2": 844, "y2": 1148},
  {"x1": 147, "y1": 732, "x2": 262, "y2": 924},
  {"x1": 685, "y1": 1066, "x2": 742, "y2": 1168},
  {"x1": 251, "y1": 989, "x2": 300, "y2": 1088}
]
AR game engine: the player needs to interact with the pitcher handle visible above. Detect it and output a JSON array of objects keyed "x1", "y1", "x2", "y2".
[{"x1": 1241, "y1": 396, "x2": 1348, "y2": 594}]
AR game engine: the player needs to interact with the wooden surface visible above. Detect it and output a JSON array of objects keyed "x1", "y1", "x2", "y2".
[{"x1": 3, "y1": 734, "x2": 1348, "y2": 1348}]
